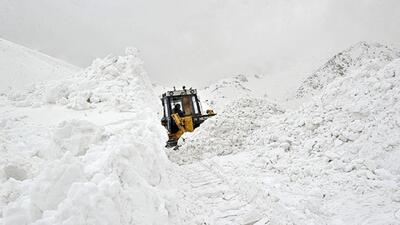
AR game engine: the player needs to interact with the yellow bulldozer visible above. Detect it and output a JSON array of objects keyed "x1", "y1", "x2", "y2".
[{"x1": 161, "y1": 86, "x2": 216, "y2": 147}]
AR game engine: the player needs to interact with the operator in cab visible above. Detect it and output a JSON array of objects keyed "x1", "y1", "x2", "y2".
[{"x1": 173, "y1": 104, "x2": 184, "y2": 116}]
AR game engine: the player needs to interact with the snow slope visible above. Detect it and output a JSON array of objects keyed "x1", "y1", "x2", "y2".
[
  {"x1": 198, "y1": 74, "x2": 264, "y2": 112},
  {"x1": 169, "y1": 43, "x2": 400, "y2": 224},
  {"x1": 168, "y1": 98, "x2": 285, "y2": 164},
  {"x1": 0, "y1": 38, "x2": 80, "y2": 91},
  {"x1": 0, "y1": 49, "x2": 180, "y2": 225},
  {"x1": 296, "y1": 41, "x2": 400, "y2": 98}
]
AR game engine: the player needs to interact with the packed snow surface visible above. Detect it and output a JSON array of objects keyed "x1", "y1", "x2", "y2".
[
  {"x1": 1, "y1": 41, "x2": 400, "y2": 225},
  {"x1": 0, "y1": 38, "x2": 80, "y2": 91}
]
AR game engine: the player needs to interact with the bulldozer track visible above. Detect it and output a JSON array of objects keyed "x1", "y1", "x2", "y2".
[
  {"x1": 176, "y1": 156, "x2": 323, "y2": 225},
  {"x1": 178, "y1": 159, "x2": 267, "y2": 225}
]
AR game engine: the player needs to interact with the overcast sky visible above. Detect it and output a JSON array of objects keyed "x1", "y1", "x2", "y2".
[{"x1": 0, "y1": 0, "x2": 399, "y2": 88}]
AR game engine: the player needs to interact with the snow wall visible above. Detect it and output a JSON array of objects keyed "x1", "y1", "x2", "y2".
[{"x1": 1, "y1": 49, "x2": 180, "y2": 225}]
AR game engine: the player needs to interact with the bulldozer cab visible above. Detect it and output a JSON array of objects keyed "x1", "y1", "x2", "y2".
[{"x1": 161, "y1": 87, "x2": 215, "y2": 147}]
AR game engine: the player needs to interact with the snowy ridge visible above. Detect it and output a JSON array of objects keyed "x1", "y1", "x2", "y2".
[
  {"x1": 7, "y1": 48, "x2": 158, "y2": 112},
  {"x1": 296, "y1": 41, "x2": 400, "y2": 98},
  {"x1": 0, "y1": 38, "x2": 80, "y2": 91}
]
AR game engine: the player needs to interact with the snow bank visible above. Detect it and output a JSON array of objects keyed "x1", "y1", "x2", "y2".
[
  {"x1": 1, "y1": 51, "x2": 180, "y2": 225},
  {"x1": 7, "y1": 47, "x2": 158, "y2": 112},
  {"x1": 244, "y1": 58, "x2": 400, "y2": 225},
  {"x1": 253, "y1": 58, "x2": 400, "y2": 177},
  {"x1": 168, "y1": 98, "x2": 284, "y2": 164},
  {"x1": 170, "y1": 44, "x2": 400, "y2": 224}
]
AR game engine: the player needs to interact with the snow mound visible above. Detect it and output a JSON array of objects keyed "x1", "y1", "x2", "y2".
[
  {"x1": 296, "y1": 41, "x2": 400, "y2": 98},
  {"x1": 1, "y1": 51, "x2": 180, "y2": 225},
  {"x1": 168, "y1": 98, "x2": 284, "y2": 164},
  {"x1": 7, "y1": 47, "x2": 157, "y2": 112},
  {"x1": 0, "y1": 38, "x2": 80, "y2": 91}
]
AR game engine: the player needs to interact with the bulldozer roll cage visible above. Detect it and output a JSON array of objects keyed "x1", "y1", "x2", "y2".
[{"x1": 160, "y1": 86, "x2": 216, "y2": 147}]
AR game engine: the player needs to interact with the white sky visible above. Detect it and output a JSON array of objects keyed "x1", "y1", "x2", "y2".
[{"x1": 0, "y1": 0, "x2": 399, "y2": 88}]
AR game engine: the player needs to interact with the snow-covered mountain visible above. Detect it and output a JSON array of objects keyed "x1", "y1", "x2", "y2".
[
  {"x1": 0, "y1": 38, "x2": 80, "y2": 91},
  {"x1": 199, "y1": 74, "x2": 267, "y2": 111},
  {"x1": 296, "y1": 41, "x2": 400, "y2": 98}
]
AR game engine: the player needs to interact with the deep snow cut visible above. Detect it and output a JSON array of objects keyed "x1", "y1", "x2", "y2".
[{"x1": 1, "y1": 41, "x2": 400, "y2": 225}]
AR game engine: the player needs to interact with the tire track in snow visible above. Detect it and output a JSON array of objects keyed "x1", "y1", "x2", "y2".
[
  {"x1": 177, "y1": 157, "x2": 295, "y2": 225},
  {"x1": 178, "y1": 159, "x2": 258, "y2": 225},
  {"x1": 176, "y1": 154, "x2": 329, "y2": 225}
]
